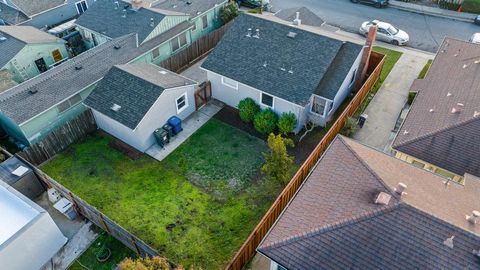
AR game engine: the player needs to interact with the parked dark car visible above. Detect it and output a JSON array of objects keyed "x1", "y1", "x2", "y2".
[
  {"x1": 474, "y1": 15, "x2": 480, "y2": 25},
  {"x1": 237, "y1": 0, "x2": 270, "y2": 10},
  {"x1": 351, "y1": 0, "x2": 389, "y2": 8}
]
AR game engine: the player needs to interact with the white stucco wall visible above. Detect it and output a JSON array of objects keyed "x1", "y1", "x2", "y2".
[
  {"x1": 92, "y1": 84, "x2": 196, "y2": 152},
  {"x1": 205, "y1": 70, "x2": 305, "y2": 133}
]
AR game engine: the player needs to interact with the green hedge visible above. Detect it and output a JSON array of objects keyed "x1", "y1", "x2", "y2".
[
  {"x1": 462, "y1": 0, "x2": 480, "y2": 13},
  {"x1": 439, "y1": 0, "x2": 461, "y2": 11}
]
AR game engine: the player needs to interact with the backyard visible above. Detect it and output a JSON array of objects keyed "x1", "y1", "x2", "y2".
[{"x1": 42, "y1": 119, "x2": 286, "y2": 269}]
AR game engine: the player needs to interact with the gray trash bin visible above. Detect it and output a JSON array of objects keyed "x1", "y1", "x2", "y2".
[{"x1": 53, "y1": 197, "x2": 77, "y2": 220}]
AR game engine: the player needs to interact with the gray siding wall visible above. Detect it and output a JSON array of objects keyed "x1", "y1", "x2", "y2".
[
  {"x1": 21, "y1": 0, "x2": 96, "y2": 28},
  {"x1": 206, "y1": 70, "x2": 305, "y2": 133},
  {"x1": 329, "y1": 50, "x2": 363, "y2": 121},
  {"x1": 92, "y1": 84, "x2": 196, "y2": 152}
]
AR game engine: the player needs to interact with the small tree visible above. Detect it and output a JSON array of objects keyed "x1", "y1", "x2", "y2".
[
  {"x1": 262, "y1": 133, "x2": 294, "y2": 184},
  {"x1": 340, "y1": 117, "x2": 358, "y2": 137},
  {"x1": 118, "y1": 256, "x2": 182, "y2": 270},
  {"x1": 254, "y1": 108, "x2": 278, "y2": 134},
  {"x1": 238, "y1": 98, "x2": 260, "y2": 123},
  {"x1": 277, "y1": 112, "x2": 297, "y2": 135},
  {"x1": 219, "y1": 3, "x2": 240, "y2": 24}
]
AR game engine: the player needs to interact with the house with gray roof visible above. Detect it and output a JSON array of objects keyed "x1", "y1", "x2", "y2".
[
  {"x1": 257, "y1": 135, "x2": 480, "y2": 270},
  {"x1": 75, "y1": 0, "x2": 191, "y2": 48},
  {"x1": 0, "y1": 19, "x2": 192, "y2": 147},
  {"x1": 392, "y1": 38, "x2": 480, "y2": 183},
  {"x1": 201, "y1": 14, "x2": 364, "y2": 132},
  {"x1": 84, "y1": 64, "x2": 196, "y2": 152},
  {"x1": 0, "y1": 0, "x2": 96, "y2": 28},
  {"x1": 0, "y1": 26, "x2": 69, "y2": 83},
  {"x1": 150, "y1": 0, "x2": 228, "y2": 42}
]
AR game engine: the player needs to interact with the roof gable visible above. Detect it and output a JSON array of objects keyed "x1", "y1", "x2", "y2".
[
  {"x1": 84, "y1": 64, "x2": 195, "y2": 129},
  {"x1": 75, "y1": 0, "x2": 166, "y2": 42},
  {"x1": 0, "y1": 2, "x2": 29, "y2": 25},
  {"x1": 0, "y1": 31, "x2": 25, "y2": 68},
  {"x1": 9, "y1": 0, "x2": 65, "y2": 17},
  {"x1": 152, "y1": 0, "x2": 226, "y2": 17},
  {"x1": 0, "y1": 26, "x2": 64, "y2": 44},
  {"x1": 201, "y1": 14, "x2": 362, "y2": 105}
]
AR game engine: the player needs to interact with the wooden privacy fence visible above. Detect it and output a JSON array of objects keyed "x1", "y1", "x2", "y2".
[
  {"x1": 159, "y1": 22, "x2": 232, "y2": 73},
  {"x1": 18, "y1": 109, "x2": 97, "y2": 165},
  {"x1": 226, "y1": 52, "x2": 386, "y2": 270},
  {"x1": 14, "y1": 153, "x2": 162, "y2": 260}
]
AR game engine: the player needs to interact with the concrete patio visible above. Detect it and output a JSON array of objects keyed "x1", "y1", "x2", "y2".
[{"x1": 146, "y1": 100, "x2": 224, "y2": 161}]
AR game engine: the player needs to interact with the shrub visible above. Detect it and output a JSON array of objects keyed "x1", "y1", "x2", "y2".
[
  {"x1": 439, "y1": 0, "x2": 461, "y2": 11},
  {"x1": 462, "y1": 0, "x2": 480, "y2": 13},
  {"x1": 407, "y1": 92, "x2": 417, "y2": 105},
  {"x1": 238, "y1": 98, "x2": 260, "y2": 123},
  {"x1": 262, "y1": 133, "x2": 294, "y2": 184},
  {"x1": 254, "y1": 108, "x2": 278, "y2": 134},
  {"x1": 118, "y1": 256, "x2": 175, "y2": 270},
  {"x1": 219, "y1": 3, "x2": 240, "y2": 24},
  {"x1": 277, "y1": 112, "x2": 297, "y2": 135},
  {"x1": 340, "y1": 117, "x2": 358, "y2": 137},
  {"x1": 418, "y1": 59, "x2": 433, "y2": 79}
]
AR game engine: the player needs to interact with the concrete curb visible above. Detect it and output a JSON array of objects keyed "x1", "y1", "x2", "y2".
[{"x1": 389, "y1": 1, "x2": 477, "y2": 23}]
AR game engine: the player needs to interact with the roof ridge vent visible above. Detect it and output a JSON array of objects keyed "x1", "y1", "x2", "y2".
[
  {"x1": 28, "y1": 89, "x2": 38, "y2": 95},
  {"x1": 374, "y1": 192, "x2": 391, "y2": 205},
  {"x1": 443, "y1": 235, "x2": 455, "y2": 249},
  {"x1": 114, "y1": 44, "x2": 122, "y2": 50},
  {"x1": 394, "y1": 182, "x2": 407, "y2": 196},
  {"x1": 111, "y1": 103, "x2": 121, "y2": 112},
  {"x1": 466, "y1": 210, "x2": 480, "y2": 224}
]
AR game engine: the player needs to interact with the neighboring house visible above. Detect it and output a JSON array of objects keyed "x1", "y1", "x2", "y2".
[
  {"x1": 0, "y1": 0, "x2": 96, "y2": 28},
  {"x1": 392, "y1": 38, "x2": 480, "y2": 182},
  {"x1": 84, "y1": 64, "x2": 196, "y2": 152},
  {"x1": 0, "y1": 26, "x2": 69, "y2": 82},
  {"x1": 257, "y1": 135, "x2": 480, "y2": 270},
  {"x1": 0, "y1": 19, "x2": 192, "y2": 147},
  {"x1": 274, "y1": 6, "x2": 325, "y2": 27},
  {"x1": 75, "y1": 0, "x2": 190, "y2": 49},
  {"x1": 150, "y1": 0, "x2": 228, "y2": 42},
  {"x1": 0, "y1": 180, "x2": 67, "y2": 269},
  {"x1": 201, "y1": 14, "x2": 364, "y2": 132}
]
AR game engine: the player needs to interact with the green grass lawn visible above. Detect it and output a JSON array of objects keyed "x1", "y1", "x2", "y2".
[
  {"x1": 418, "y1": 59, "x2": 433, "y2": 79},
  {"x1": 69, "y1": 231, "x2": 136, "y2": 270},
  {"x1": 355, "y1": 46, "x2": 403, "y2": 116},
  {"x1": 42, "y1": 119, "x2": 283, "y2": 269}
]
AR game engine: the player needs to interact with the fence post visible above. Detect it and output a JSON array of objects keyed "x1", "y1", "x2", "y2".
[
  {"x1": 99, "y1": 213, "x2": 111, "y2": 234},
  {"x1": 68, "y1": 192, "x2": 82, "y2": 216},
  {"x1": 131, "y1": 236, "x2": 141, "y2": 255}
]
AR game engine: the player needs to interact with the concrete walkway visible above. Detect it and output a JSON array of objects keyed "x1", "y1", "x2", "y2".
[
  {"x1": 390, "y1": 0, "x2": 477, "y2": 22},
  {"x1": 354, "y1": 53, "x2": 428, "y2": 152},
  {"x1": 146, "y1": 100, "x2": 224, "y2": 161}
]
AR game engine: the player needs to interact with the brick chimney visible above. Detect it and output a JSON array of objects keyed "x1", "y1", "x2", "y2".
[{"x1": 353, "y1": 26, "x2": 377, "y2": 92}]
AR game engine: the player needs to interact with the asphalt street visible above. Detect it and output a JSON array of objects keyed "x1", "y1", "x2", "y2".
[{"x1": 271, "y1": 0, "x2": 479, "y2": 52}]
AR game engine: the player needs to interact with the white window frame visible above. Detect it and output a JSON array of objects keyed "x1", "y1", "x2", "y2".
[
  {"x1": 311, "y1": 96, "x2": 327, "y2": 116},
  {"x1": 260, "y1": 92, "x2": 274, "y2": 109},
  {"x1": 176, "y1": 93, "x2": 188, "y2": 114},
  {"x1": 202, "y1": 15, "x2": 208, "y2": 29},
  {"x1": 75, "y1": 0, "x2": 88, "y2": 14},
  {"x1": 221, "y1": 76, "x2": 238, "y2": 90}
]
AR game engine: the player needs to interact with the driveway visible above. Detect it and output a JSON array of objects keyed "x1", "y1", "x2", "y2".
[
  {"x1": 272, "y1": 0, "x2": 479, "y2": 52},
  {"x1": 354, "y1": 52, "x2": 429, "y2": 151}
]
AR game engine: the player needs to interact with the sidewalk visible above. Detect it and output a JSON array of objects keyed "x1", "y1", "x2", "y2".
[
  {"x1": 390, "y1": 0, "x2": 477, "y2": 22},
  {"x1": 353, "y1": 53, "x2": 428, "y2": 152}
]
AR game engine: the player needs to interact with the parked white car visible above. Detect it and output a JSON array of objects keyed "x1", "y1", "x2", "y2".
[
  {"x1": 359, "y1": 20, "x2": 409, "y2": 46},
  {"x1": 469, "y1": 33, "x2": 480, "y2": 44}
]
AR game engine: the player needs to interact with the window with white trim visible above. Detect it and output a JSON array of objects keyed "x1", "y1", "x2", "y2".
[
  {"x1": 170, "y1": 32, "x2": 188, "y2": 52},
  {"x1": 176, "y1": 93, "x2": 188, "y2": 113},
  {"x1": 202, "y1": 15, "x2": 208, "y2": 29},
  {"x1": 221, "y1": 76, "x2": 238, "y2": 89},
  {"x1": 311, "y1": 96, "x2": 326, "y2": 116},
  {"x1": 75, "y1": 0, "x2": 88, "y2": 14},
  {"x1": 57, "y1": 94, "x2": 82, "y2": 113},
  {"x1": 261, "y1": 93, "x2": 274, "y2": 108}
]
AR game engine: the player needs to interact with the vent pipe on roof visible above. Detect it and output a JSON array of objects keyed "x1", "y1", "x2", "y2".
[
  {"x1": 253, "y1": 29, "x2": 260, "y2": 39},
  {"x1": 246, "y1": 28, "x2": 252, "y2": 37},
  {"x1": 114, "y1": 1, "x2": 119, "y2": 9},
  {"x1": 374, "y1": 192, "x2": 391, "y2": 205},
  {"x1": 293, "y1": 11, "x2": 301, "y2": 26},
  {"x1": 474, "y1": 111, "x2": 480, "y2": 118},
  {"x1": 150, "y1": 18, "x2": 154, "y2": 27},
  {"x1": 122, "y1": 9, "x2": 127, "y2": 18},
  {"x1": 394, "y1": 183, "x2": 407, "y2": 196},
  {"x1": 443, "y1": 235, "x2": 455, "y2": 249},
  {"x1": 466, "y1": 210, "x2": 480, "y2": 224}
]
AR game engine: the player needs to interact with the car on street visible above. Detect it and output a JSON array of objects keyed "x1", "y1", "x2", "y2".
[
  {"x1": 237, "y1": 0, "x2": 271, "y2": 10},
  {"x1": 469, "y1": 33, "x2": 480, "y2": 44},
  {"x1": 350, "y1": 0, "x2": 389, "y2": 8},
  {"x1": 474, "y1": 15, "x2": 480, "y2": 25},
  {"x1": 359, "y1": 20, "x2": 409, "y2": 45}
]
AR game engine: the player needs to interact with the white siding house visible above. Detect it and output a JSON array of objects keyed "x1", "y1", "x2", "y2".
[
  {"x1": 201, "y1": 14, "x2": 364, "y2": 133},
  {"x1": 84, "y1": 64, "x2": 196, "y2": 152}
]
